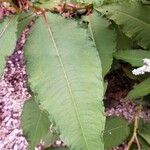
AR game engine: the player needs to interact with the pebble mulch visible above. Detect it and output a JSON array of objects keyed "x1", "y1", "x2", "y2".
[
  {"x1": 106, "y1": 99, "x2": 150, "y2": 123},
  {"x1": 0, "y1": 29, "x2": 30, "y2": 150}
]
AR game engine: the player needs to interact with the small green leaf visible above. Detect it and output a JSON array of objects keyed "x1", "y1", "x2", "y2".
[
  {"x1": 104, "y1": 116, "x2": 130, "y2": 149},
  {"x1": 0, "y1": 15, "x2": 18, "y2": 76},
  {"x1": 139, "y1": 121, "x2": 150, "y2": 145},
  {"x1": 21, "y1": 99, "x2": 52, "y2": 150},
  {"x1": 113, "y1": 50, "x2": 150, "y2": 66},
  {"x1": 87, "y1": 11, "x2": 116, "y2": 77},
  {"x1": 70, "y1": 0, "x2": 104, "y2": 6},
  {"x1": 17, "y1": 12, "x2": 35, "y2": 37},
  {"x1": 127, "y1": 77, "x2": 150, "y2": 100}
]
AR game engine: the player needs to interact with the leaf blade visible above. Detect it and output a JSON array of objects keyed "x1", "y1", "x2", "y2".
[{"x1": 24, "y1": 13, "x2": 105, "y2": 150}]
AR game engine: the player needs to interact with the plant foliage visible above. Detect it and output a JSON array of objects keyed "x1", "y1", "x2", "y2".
[
  {"x1": 21, "y1": 99, "x2": 51, "y2": 150},
  {"x1": 96, "y1": 2, "x2": 150, "y2": 49},
  {"x1": 0, "y1": 0, "x2": 149, "y2": 149}
]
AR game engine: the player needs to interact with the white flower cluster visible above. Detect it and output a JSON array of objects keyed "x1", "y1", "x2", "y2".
[{"x1": 132, "y1": 58, "x2": 150, "y2": 75}]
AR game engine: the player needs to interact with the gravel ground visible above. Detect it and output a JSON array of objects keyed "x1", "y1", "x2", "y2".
[
  {"x1": 0, "y1": 23, "x2": 150, "y2": 150},
  {"x1": 0, "y1": 29, "x2": 29, "y2": 150},
  {"x1": 106, "y1": 99, "x2": 150, "y2": 123}
]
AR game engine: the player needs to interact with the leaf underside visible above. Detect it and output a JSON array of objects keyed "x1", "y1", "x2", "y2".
[
  {"x1": 24, "y1": 13, "x2": 105, "y2": 150},
  {"x1": 0, "y1": 15, "x2": 18, "y2": 76},
  {"x1": 113, "y1": 49, "x2": 150, "y2": 67},
  {"x1": 96, "y1": 2, "x2": 150, "y2": 49}
]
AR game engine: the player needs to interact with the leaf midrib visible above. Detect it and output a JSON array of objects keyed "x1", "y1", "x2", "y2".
[{"x1": 43, "y1": 15, "x2": 90, "y2": 150}]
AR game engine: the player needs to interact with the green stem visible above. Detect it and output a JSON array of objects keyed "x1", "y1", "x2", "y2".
[{"x1": 126, "y1": 105, "x2": 142, "y2": 150}]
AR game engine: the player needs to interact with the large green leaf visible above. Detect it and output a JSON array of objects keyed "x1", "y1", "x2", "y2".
[
  {"x1": 24, "y1": 13, "x2": 105, "y2": 150},
  {"x1": 104, "y1": 116, "x2": 130, "y2": 149},
  {"x1": 96, "y1": 2, "x2": 150, "y2": 49},
  {"x1": 113, "y1": 50, "x2": 150, "y2": 67},
  {"x1": 87, "y1": 11, "x2": 116, "y2": 77},
  {"x1": 0, "y1": 15, "x2": 18, "y2": 76},
  {"x1": 127, "y1": 77, "x2": 150, "y2": 100},
  {"x1": 21, "y1": 99, "x2": 51, "y2": 150}
]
